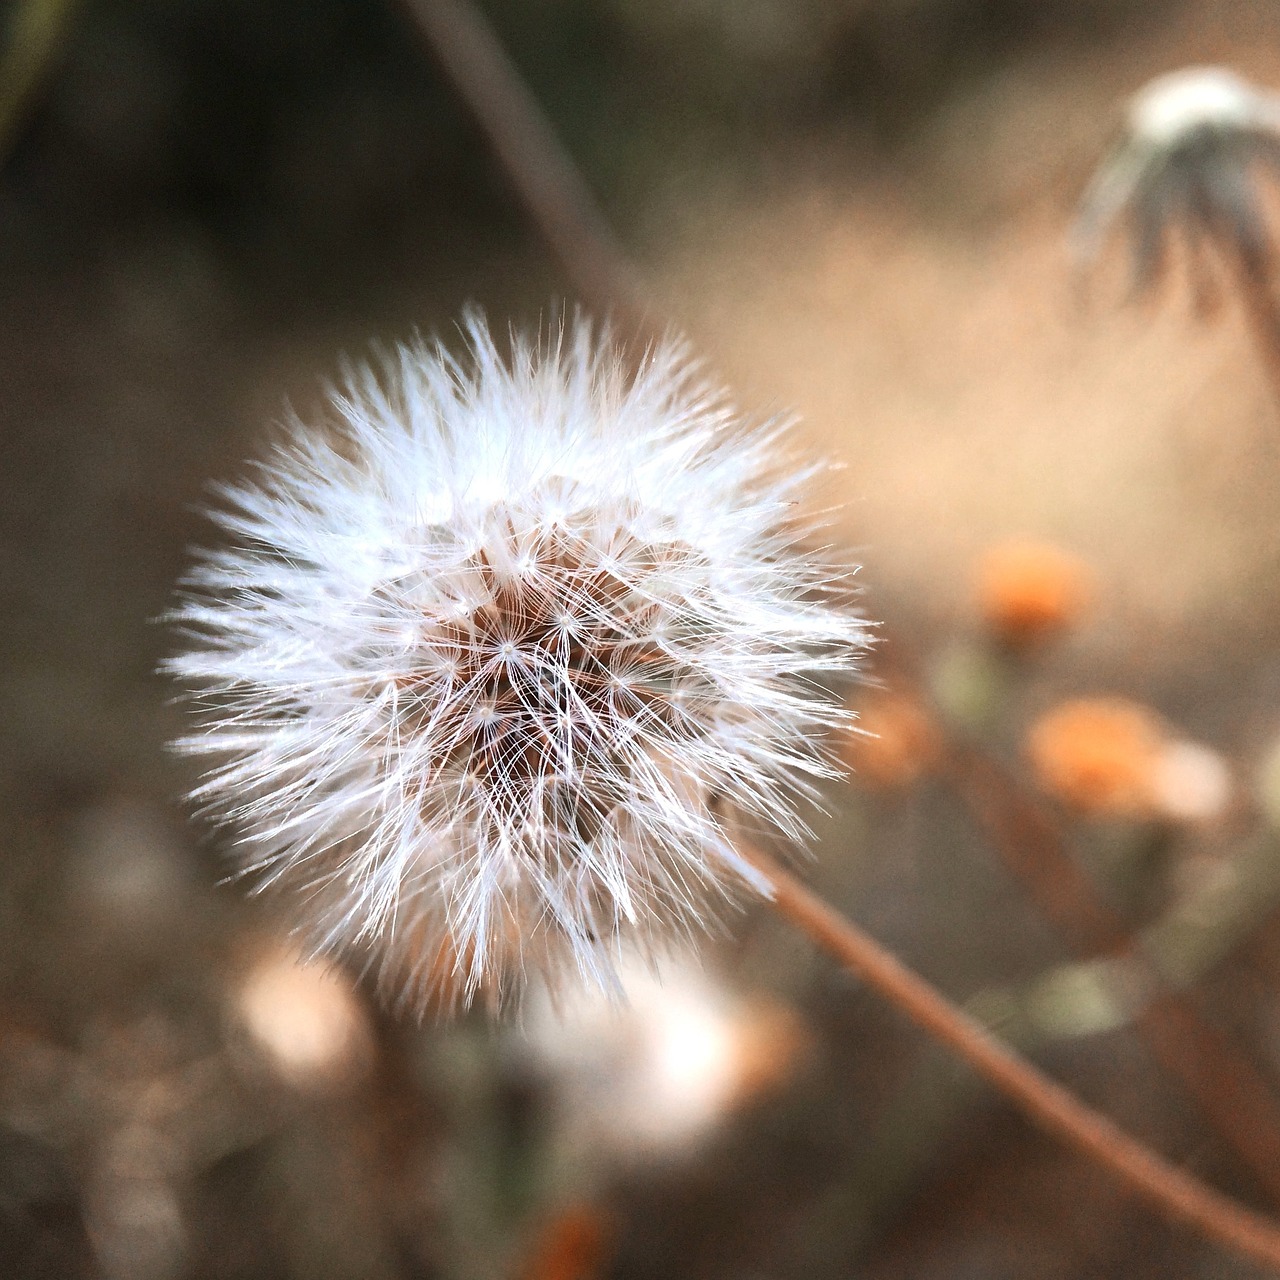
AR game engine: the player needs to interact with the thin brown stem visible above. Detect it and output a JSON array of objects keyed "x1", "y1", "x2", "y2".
[
  {"x1": 855, "y1": 697, "x2": 1280, "y2": 1222},
  {"x1": 395, "y1": 0, "x2": 659, "y2": 343},
  {"x1": 944, "y1": 738, "x2": 1280, "y2": 1209},
  {"x1": 744, "y1": 844, "x2": 1280, "y2": 1273},
  {"x1": 1230, "y1": 248, "x2": 1280, "y2": 408},
  {"x1": 871, "y1": 633, "x2": 1280, "y2": 1208}
]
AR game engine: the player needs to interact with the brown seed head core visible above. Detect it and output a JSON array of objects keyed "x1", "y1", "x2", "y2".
[{"x1": 384, "y1": 488, "x2": 718, "y2": 853}]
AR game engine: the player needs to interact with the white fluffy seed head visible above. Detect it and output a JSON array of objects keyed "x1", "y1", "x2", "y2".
[{"x1": 168, "y1": 314, "x2": 868, "y2": 1011}]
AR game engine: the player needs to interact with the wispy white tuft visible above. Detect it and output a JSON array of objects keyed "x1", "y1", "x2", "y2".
[{"x1": 167, "y1": 314, "x2": 868, "y2": 1010}]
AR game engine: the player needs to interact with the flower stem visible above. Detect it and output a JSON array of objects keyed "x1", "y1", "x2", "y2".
[
  {"x1": 395, "y1": 0, "x2": 658, "y2": 342},
  {"x1": 746, "y1": 844, "x2": 1280, "y2": 1273},
  {"x1": 1227, "y1": 244, "x2": 1280, "y2": 410},
  {"x1": 942, "y1": 734, "x2": 1280, "y2": 1209}
]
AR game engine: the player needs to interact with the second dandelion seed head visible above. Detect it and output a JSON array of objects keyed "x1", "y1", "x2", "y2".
[
  {"x1": 1076, "y1": 65, "x2": 1280, "y2": 294},
  {"x1": 169, "y1": 315, "x2": 869, "y2": 1011}
]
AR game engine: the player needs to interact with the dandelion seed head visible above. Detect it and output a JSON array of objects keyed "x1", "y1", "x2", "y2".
[
  {"x1": 167, "y1": 315, "x2": 868, "y2": 1011},
  {"x1": 1075, "y1": 65, "x2": 1280, "y2": 295}
]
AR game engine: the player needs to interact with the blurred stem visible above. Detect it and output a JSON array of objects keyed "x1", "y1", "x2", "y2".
[
  {"x1": 1225, "y1": 241, "x2": 1280, "y2": 410},
  {"x1": 970, "y1": 828, "x2": 1280, "y2": 1042},
  {"x1": 746, "y1": 843, "x2": 1280, "y2": 1273},
  {"x1": 0, "y1": 0, "x2": 78, "y2": 166},
  {"x1": 1145, "y1": 830, "x2": 1280, "y2": 985},
  {"x1": 843, "y1": 825, "x2": 1280, "y2": 1257},
  {"x1": 887, "y1": 633, "x2": 1280, "y2": 1209},
  {"x1": 395, "y1": 0, "x2": 659, "y2": 343},
  {"x1": 953, "y1": 741, "x2": 1280, "y2": 1192}
]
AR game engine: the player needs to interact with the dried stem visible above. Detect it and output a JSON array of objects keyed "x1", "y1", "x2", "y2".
[
  {"x1": 1225, "y1": 242, "x2": 1280, "y2": 408},
  {"x1": 943, "y1": 737, "x2": 1280, "y2": 1209},
  {"x1": 746, "y1": 844, "x2": 1280, "y2": 1273},
  {"x1": 871, "y1": 632, "x2": 1280, "y2": 1207},
  {"x1": 395, "y1": 0, "x2": 659, "y2": 342}
]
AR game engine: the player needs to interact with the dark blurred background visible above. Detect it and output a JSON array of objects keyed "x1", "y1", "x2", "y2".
[{"x1": 7, "y1": 0, "x2": 1280, "y2": 1277}]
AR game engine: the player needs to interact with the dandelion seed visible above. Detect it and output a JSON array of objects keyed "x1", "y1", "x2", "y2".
[{"x1": 167, "y1": 314, "x2": 868, "y2": 1010}]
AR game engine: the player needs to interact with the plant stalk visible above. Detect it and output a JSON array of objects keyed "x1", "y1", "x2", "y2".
[{"x1": 747, "y1": 844, "x2": 1280, "y2": 1273}]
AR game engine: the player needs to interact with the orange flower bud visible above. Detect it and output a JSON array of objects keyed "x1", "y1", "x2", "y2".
[
  {"x1": 520, "y1": 1204, "x2": 613, "y2": 1280},
  {"x1": 1027, "y1": 697, "x2": 1232, "y2": 822},
  {"x1": 976, "y1": 541, "x2": 1093, "y2": 647},
  {"x1": 845, "y1": 691, "x2": 942, "y2": 789},
  {"x1": 1027, "y1": 698, "x2": 1164, "y2": 817}
]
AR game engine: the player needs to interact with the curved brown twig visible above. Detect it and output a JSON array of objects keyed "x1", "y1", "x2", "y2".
[
  {"x1": 943, "y1": 736, "x2": 1280, "y2": 1208},
  {"x1": 747, "y1": 844, "x2": 1280, "y2": 1273}
]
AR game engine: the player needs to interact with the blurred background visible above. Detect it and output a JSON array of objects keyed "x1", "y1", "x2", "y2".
[{"x1": 6, "y1": 0, "x2": 1280, "y2": 1276}]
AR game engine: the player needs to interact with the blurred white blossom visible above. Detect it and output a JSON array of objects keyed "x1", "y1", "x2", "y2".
[
  {"x1": 522, "y1": 958, "x2": 807, "y2": 1157},
  {"x1": 169, "y1": 315, "x2": 866, "y2": 1010}
]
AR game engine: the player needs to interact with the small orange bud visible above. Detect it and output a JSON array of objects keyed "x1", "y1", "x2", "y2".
[
  {"x1": 1026, "y1": 698, "x2": 1164, "y2": 817},
  {"x1": 1028, "y1": 698, "x2": 1232, "y2": 822},
  {"x1": 520, "y1": 1204, "x2": 613, "y2": 1280},
  {"x1": 976, "y1": 541, "x2": 1093, "y2": 647},
  {"x1": 845, "y1": 691, "x2": 943, "y2": 789}
]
